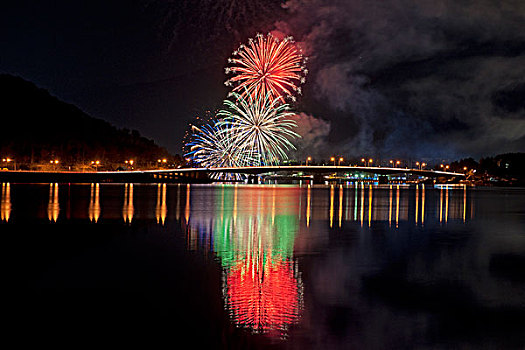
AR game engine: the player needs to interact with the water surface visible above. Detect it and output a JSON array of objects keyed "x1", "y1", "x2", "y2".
[{"x1": 2, "y1": 183, "x2": 525, "y2": 348}]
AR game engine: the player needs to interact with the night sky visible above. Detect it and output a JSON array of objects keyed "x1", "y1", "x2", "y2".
[{"x1": 2, "y1": 0, "x2": 524, "y2": 160}]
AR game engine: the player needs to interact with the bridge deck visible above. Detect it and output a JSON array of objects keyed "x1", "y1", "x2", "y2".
[
  {"x1": 156, "y1": 165, "x2": 464, "y2": 178},
  {"x1": 0, "y1": 165, "x2": 464, "y2": 183}
]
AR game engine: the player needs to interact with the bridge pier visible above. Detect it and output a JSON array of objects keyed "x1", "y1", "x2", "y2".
[{"x1": 312, "y1": 174, "x2": 325, "y2": 184}]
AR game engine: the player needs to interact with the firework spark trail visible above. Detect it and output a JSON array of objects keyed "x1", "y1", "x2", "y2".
[
  {"x1": 218, "y1": 91, "x2": 300, "y2": 166},
  {"x1": 225, "y1": 33, "x2": 307, "y2": 103},
  {"x1": 148, "y1": 0, "x2": 286, "y2": 50},
  {"x1": 185, "y1": 122, "x2": 250, "y2": 179}
]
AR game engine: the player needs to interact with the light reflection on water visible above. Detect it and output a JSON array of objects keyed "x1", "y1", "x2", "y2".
[
  {"x1": 155, "y1": 183, "x2": 167, "y2": 225},
  {"x1": 184, "y1": 185, "x2": 304, "y2": 337},
  {"x1": 122, "y1": 183, "x2": 134, "y2": 224},
  {"x1": 88, "y1": 183, "x2": 100, "y2": 223},
  {"x1": 0, "y1": 182, "x2": 472, "y2": 226},
  {"x1": 47, "y1": 183, "x2": 59, "y2": 222},
  {"x1": 1, "y1": 182, "x2": 11, "y2": 222},
  {"x1": 5, "y1": 182, "x2": 514, "y2": 345},
  {"x1": 1, "y1": 183, "x2": 471, "y2": 336},
  {"x1": 182, "y1": 183, "x2": 473, "y2": 338}
]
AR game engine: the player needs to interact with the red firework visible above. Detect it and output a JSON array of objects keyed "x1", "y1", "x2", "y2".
[{"x1": 225, "y1": 33, "x2": 307, "y2": 103}]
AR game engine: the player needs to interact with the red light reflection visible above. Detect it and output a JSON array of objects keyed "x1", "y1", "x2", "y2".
[{"x1": 224, "y1": 250, "x2": 302, "y2": 336}]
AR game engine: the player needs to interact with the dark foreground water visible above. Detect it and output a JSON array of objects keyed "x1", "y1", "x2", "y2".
[{"x1": 2, "y1": 183, "x2": 525, "y2": 349}]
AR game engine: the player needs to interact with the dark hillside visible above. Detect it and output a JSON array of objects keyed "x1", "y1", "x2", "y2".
[{"x1": 0, "y1": 74, "x2": 175, "y2": 169}]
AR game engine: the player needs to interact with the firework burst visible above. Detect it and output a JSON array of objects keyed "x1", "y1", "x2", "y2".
[
  {"x1": 225, "y1": 33, "x2": 307, "y2": 103},
  {"x1": 218, "y1": 91, "x2": 300, "y2": 166},
  {"x1": 185, "y1": 121, "x2": 249, "y2": 179}
]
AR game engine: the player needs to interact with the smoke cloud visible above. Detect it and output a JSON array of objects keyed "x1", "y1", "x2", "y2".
[
  {"x1": 291, "y1": 112, "x2": 331, "y2": 160},
  {"x1": 277, "y1": 0, "x2": 525, "y2": 159}
]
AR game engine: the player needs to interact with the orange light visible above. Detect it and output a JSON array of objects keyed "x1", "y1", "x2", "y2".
[
  {"x1": 361, "y1": 158, "x2": 365, "y2": 162},
  {"x1": 330, "y1": 157, "x2": 335, "y2": 161},
  {"x1": 369, "y1": 158, "x2": 373, "y2": 163},
  {"x1": 339, "y1": 157, "x2": 343, "y2": 161}
]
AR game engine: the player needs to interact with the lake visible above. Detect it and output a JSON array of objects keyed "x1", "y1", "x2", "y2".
[{"x1": 2, "y1": 183, "x2": 525, "y2": 349}]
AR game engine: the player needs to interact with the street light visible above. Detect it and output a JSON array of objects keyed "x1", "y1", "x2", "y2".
[
  {"x1": 306, "y1": 156, "x2": 312, "y2": 166},
  {"x1": 125, "y1": 159, "x2": 134, "y2": 169},
  {"x1": 50, "y1": 159, "x2": 59, "y2": 170},
  {"x1": 361, "y1": 158, "x2": 372, "y2": 167},
  {"x1": 396, "y1": 160, "x2": 401, "y2": 167},
  {"x1": 330, "y1": 157, "x2": 335, "y2": 166},
  {"x1": 91, "y1": 160, "x2": 100, "y2": 171},
  {"x1": 389, "y1": 160, "x2": 394, "y2": 167},
  {"x1": 2, "y1": 158, "x2": 15, "y2": 170},
  {"x1": 157, "y1": 158, "x2": 168, "y2": 169},
  {"x1": 338, "y1": 157, "x2": 344, "y2": 166}
]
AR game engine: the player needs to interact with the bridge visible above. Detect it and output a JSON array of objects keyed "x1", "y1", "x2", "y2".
[{"x1": 0, "y1": 165, "x2": 464, "y2": 183}]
